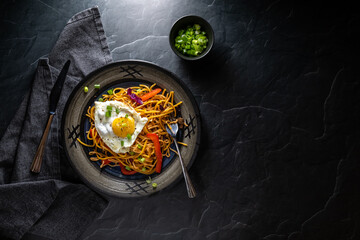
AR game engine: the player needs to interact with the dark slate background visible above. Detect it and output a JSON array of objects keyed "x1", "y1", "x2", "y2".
[{"x1": 1, "y1": 0, "x2": 359, "y2": 239}]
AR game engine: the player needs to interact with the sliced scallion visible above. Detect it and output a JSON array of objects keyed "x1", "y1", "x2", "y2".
[
  {"x1": 126, "y1": 134, "x2": 131, "y2": 140},
  {"x1": 174, "y1": 24, "x2": 208, "y2": 57},
  {"x1": 146, "y1": 177, "x2": 152, "y2": 184}
]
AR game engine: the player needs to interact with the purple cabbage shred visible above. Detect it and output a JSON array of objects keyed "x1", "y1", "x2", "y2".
[{"x1": 127, "y1": 88, "x2": 143, "y2": 105}]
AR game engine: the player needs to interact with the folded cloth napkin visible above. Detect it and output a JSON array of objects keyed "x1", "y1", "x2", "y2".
[{"x1": 0, "y1": 7, "x2": 111, "y2": 240}]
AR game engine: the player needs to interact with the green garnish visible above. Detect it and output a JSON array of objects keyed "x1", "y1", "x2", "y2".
[
  {"x1": 152, "y1": 182, "x2": 158, "y2": 188},
  {"x1": 98, "y1": 98, "x2": 104, "y2": 102},
  {"x1": 146, "y1": 177, "x2": 152, "y2": 184},
  {"x1": 121, "y1": 141, "x2": 124, "y2": 146},
  {"x1": 174, "y1": 24, "x2": 208, "y2": 57},
  {"x1": 137, "y1": 144, "x2": 142, "y2": 149},
  {"x1": 107, "y1": 88, "x2": 113, "y2": 95},
  {"x1": 125, "y1": 166, "x2": 131, "y2": 171},
  {"x1": 122, "y1": 123, "x2": 127, "y2": 127},
  {"x1": 105, "y1": 106, "x2": 112, "y2": 117},
  {"x1": 142, "y1": 167, "x2": 146, "y2": 172},
  {"x1": 94, "y1": 84, "x2": 100, "y2": 89},
  {"x1": 84, "y1": 86, "x2": 88, "y2": 93},
  {"x1": 125, "y1": 114, "x2": 128, "y2": 118},
  {"x1": 129, "y1": 151, "x2": 135, "y2": 156},
  {"x1": 126, "y1": 134, "x2": 132, "y2": 140},
  {"x1": 139, "y1": 157, "x2": 145, "y2": 163},
  {"x1": 116, "y1": 108, "x2": 120, "y2": 114}
]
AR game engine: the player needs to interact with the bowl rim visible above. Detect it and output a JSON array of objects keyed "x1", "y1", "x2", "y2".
[{"x1": 169, "y1": 15, "x2": 214, "y2": 61}]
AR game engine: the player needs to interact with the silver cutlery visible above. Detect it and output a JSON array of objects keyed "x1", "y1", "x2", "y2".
[{"x1": 166, "y1": 122, "x2": 196, "y2": 198}]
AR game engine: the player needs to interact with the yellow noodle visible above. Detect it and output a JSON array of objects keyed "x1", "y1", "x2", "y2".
[{"x1": 77, "y1": 84, "x2": 186, "y2": 175}]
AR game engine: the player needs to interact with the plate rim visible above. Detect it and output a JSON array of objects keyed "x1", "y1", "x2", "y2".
[{"x1": 60, "y1": 59, "x2": 201, "y2": 197}]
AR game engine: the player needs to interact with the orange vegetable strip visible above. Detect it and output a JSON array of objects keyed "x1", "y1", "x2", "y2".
[{"x1": 141, "y1": 88, "x2": 162, "y2": 101}]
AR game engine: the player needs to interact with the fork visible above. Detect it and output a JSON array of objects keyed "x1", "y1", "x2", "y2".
[{"x1": 166, "y1": 123, "x2": 196, "y2": 198}]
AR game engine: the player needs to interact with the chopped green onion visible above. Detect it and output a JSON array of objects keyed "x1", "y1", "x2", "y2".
[
  {"x1": 84, "y1": 86, "x2": 88, "y2": 93},
  {"x1": 125, "y1": 166, "x2": 131, "y2": 171},
  {"x1": 152, "y1": 182, "x2": 158, "y2": 188},
  {"x1": 105, "y1": 106, "x2": 112, "y2": 117},
  {"x1": 139, "y1": 157, "x2": 145, "y2": 163},
  {"x1": 94, "y1": 84, "x2": 100, "y2": 89},
  {"x1": 98, "y1": 98, "x2": 104, "y2": 102},
  {"x1": 121, "y1": 141, "x2": 124, "y2": 146},
  {"x1": 116, "y1": 108, "x2": 120, "y2": 114},
  {"x1": 146, "y1": 177, "x2": 152, "y2": 184},
  {"x1": 142, "y1": 167, "x2": 146, "y2": 172},
  {"x1": 137, "y1": 144, "x2": 142, "y2": 149},
  {"x1": 122, "y1": 123, "x2": 127, "y2": 127},
  {"x1": 125, "y1": 114, "x2": 128, "y2": 118},
  {"x1": 129, "y1": 151, "x2": 135, "y2": 156},
  {"x1": 107, "y1": 88, "x2": 113, "y2": 95},
  {"x1": 174, "y1": 24, "x2": 208, "y2": 57},
  {"x1": 126, "y1": 134, "x2": 132, "y2": 140}
]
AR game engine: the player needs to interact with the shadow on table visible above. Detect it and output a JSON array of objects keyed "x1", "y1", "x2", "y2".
[{"x1": 180, "y1": 45, "x2": 235, "y2": 85}]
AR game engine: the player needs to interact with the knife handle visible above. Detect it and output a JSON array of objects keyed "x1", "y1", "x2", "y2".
[{"x1": 30, "y1": 114, "x2": 54, "y2": 173}]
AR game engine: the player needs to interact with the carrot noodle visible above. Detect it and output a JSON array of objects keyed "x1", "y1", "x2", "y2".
[{"x1": 77, "y1": 84, "x2": 185, "y2": 175}]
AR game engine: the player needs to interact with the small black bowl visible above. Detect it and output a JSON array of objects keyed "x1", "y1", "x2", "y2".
[{"x1": 169, "y1": 15, "x2": 214, "y2": 61}]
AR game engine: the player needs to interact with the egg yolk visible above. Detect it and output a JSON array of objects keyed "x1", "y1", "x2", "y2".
[{"x1": 112, "y1": 116, "x2": 135, "y2": 138}]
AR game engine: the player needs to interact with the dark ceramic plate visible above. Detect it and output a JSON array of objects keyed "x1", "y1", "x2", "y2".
[{"x1": 61, "y1": 60, "x2": 201, "y2": 197}]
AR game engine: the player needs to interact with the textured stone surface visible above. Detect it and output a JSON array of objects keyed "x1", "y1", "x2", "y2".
[{"x1": 1, "y1": 0, "x2": 359, "y2": 239}]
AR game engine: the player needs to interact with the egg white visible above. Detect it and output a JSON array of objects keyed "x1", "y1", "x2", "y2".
[{"x1": 94, "y1": 101, "x2": 148, "y2": 153}]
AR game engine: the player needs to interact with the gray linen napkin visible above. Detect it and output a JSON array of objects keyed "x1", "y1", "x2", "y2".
[{"x1": 0, "y1": 7, "x2": 111, "y2": 240}]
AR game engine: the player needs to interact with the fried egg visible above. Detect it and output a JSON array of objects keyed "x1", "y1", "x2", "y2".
[{"x1": 94, "y1": 101, "x2": 148, "y2": 153}]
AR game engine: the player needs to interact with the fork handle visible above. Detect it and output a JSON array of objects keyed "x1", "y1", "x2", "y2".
[
  {"x1": 30, "y1": 114, "x2": 54, "y2": 173},
  {"x1": 174, "y1": 140, "x2": 197, "y2": 198}
]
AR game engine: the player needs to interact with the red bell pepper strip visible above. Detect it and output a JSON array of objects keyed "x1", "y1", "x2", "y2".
[
  {"x1": 120, "y1": 164, "x2": 137, "y2": 175},
  {"x1": 89, "y1": 128, "x2": 96, "y2": 138},
  {"x1": 147, "y1": 133, "x2": 163, "y2": 173},
  {"x1": 141, "y1": 88, "x2": 162, "y2": 102}
]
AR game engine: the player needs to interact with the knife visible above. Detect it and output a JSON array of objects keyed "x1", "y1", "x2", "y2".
[{"x1": 30, "y1": 60, "x2": 71, "y2": 173}]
